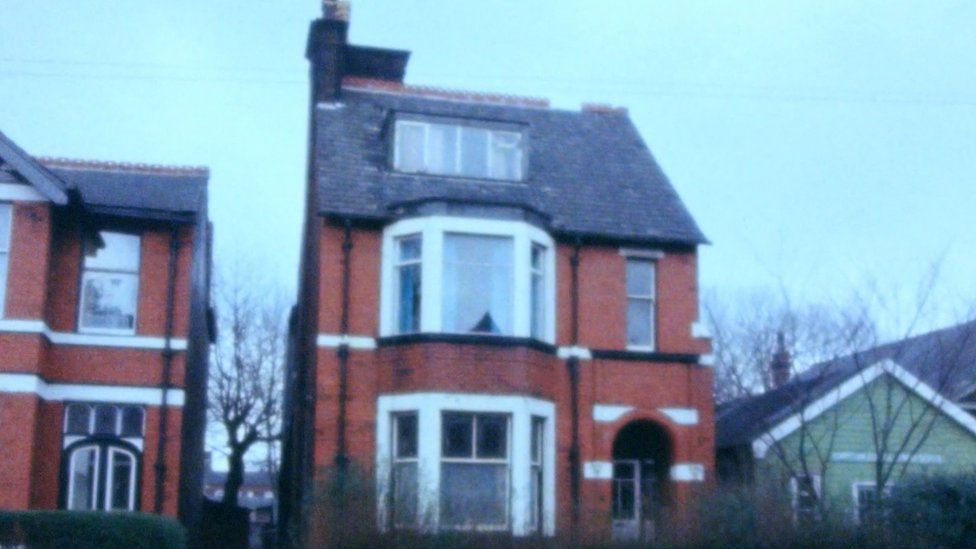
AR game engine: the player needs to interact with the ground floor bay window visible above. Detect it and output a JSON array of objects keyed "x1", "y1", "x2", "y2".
[{"x1": 376, "y1": 393, "x2": 556, "y2": 536}]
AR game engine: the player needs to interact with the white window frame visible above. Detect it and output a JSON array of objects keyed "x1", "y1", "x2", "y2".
[
  {"x1": 851, "y1": 481, "x2": 892, "y2": 525},
  {"x1": 529, "y1": 416, "x2": 545, "y2": 534},
  {"x1": 789, "y1": 473, "x2": 822, "y2": 522},
  {"x1": 380, "y1": 217, "x2": 556, "y2": 343},
  {"x1": 394, "y1": 235, "x2": 423, "y2": 334},
  {"x1": 621, "y1": 249, "x2": 661, "y2": 351},
  {"x1": 63, "y1": 403, "x2": 145, "y2": 451},
  {"x1": 393, "y1": 120, "x2": 524, "y2": 181},
  {"x1": 105, "y1": 446, "x2": 138, "y2": 511},
  {"x1": 0, "y1": 202, "x2": 11, "y2": 318},
  {"x1": 530, "y1": 244, "x2": 546, "y2": 340},
  {"x1": 78, "y1": 231, "x2": 141, "y2": 336},
  {"x1": 375, "y1": 393, "x2": 556, "y2": 536},
  {"x1": 67, "y1": 445, "x2": 101, "y2": 511}
]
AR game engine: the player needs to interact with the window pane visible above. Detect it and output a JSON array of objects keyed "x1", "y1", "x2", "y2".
[
  {"x1": 442, "y1": 413, "x2": 473, "y2": 458},
  {"x1": 396, "y1": 123, "x2": 426, "y2": 172},
  {"x1": 66, "y1": 404, "x2": 91, "y2": 435},
  {"x1": 69, "y1": 447, "x2": 98, "y2": 510},
  {"x1": 0, "y1": 203, "x2": 11, "y2": 248},
  {"x1": 490, "y1": 131, "x2": 522, "y2": 180},
  {"x1": 442, "y1": 234, "x2": 512, "y2": 334},
  {"x1": 626, "y1": 259, "x2": 654, "y2": 296},
  {"x1": 531, "y1": 465, "x2": 542, "y2": 531},
  {"x1": 440, "y1": 463, "x2": 507, "y2": 528},
  {"x1": 626, "y1": 298, "x2": 652, "y2": 347},
  {"x1": 531, "y1": 418, "x2": 544, "y2": 464},
  {"x1": 427, "y1": 124, "x2": 458, "y2": 174},
  {"x1": 0, "y1": 204, "x2": 9, "y2": 317},
  {"x1": 0, "y1": 251, "x2": 7, "y2": 317},
  {"x1": 85, "y1": 232, "x2": 140, "y2": 272},
  {"x1": 531, "y1": 245, "x2": 545, "y2": 339},
  {"x1": 476, "y1": 414, "x2": 507, "y2": 459},
  {"x1": 459, "y1": 127, "x2": 489, "y2": 178},
  {"x1": 94, "y1": 405, "x2": 118, "y2": 435},
  {"x1": 397, "y1": 264, "x2": 421, "y2": 333},
  {"x1": 81, "y1": 272, "x2": 138, "y2": 331},
  {"x1": 398, "y1": 236, "x2": 422, "y2": 262},
  {"x1": 109, "y1": 450, "x2": 134, "y2": 511},
  {"x1": 393, "y1": 462, "x2": 418, "y2": 526},
  {"x1": 395, "y1": 414, "x2": 418, "y2": 458},
  {"x1": 612, "y1": 463, "x2": 636, "y2": 519},
  {"x1": 121, "y1": 407, "x2": 144, "y2": 437}
]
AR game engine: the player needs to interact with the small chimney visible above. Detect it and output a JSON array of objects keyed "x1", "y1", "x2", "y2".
[
  {"x1": 306, "y1": 1, "x2": 351, "y2": 103},
  {"x1": 771, "y1": 331, "x2": 792, "y2": 389}
]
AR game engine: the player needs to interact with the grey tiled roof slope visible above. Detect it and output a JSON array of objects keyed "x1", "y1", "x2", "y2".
[
  {"x1": 45, "y1": 162, "x2": 208, "y2": 220},
  {"x1": 716, "y1": 320, "x2": 976, "y2": 449},
  {"x1": 314, "y1": 89, "x2": 707, "y2": 245}
]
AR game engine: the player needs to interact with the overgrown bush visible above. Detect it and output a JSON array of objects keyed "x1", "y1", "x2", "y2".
[
  {"x1": 0, "y1": 510, "x2": 185, "y2": 549},
  {"x1": 887, "y1": 471, "x2": 976, "y2": 548}
]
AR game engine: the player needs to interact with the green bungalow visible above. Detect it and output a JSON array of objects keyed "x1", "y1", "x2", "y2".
[{"x1": 716, "y1": 321, "x2": 976, "y2": 524}]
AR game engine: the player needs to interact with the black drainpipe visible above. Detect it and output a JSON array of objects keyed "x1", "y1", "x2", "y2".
[
  {"x1": 335, "y1": 219, "x2": 353, "y2": 473},
  {"x1": 567, "y1": 238, "x2": 582, "y2": 537},
  {"x1": 154, "y1": 226, "x2": 179, "y2": 513}
]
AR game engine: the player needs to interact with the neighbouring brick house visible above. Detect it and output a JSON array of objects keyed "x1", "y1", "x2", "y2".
[
  {"x1": 281, "y1": 3, "x2": 712, "y2": 544},
  {"x1": 0, "y1": 130, "x2": 212, "y2": 530}
]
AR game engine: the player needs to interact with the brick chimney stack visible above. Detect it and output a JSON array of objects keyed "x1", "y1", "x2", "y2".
[
  {"x1": 306, "y1": 1, "x2": 351, "y2": 103},
  {"x1": 771, "y1": 331, "x2": 792, "y2": 389}
]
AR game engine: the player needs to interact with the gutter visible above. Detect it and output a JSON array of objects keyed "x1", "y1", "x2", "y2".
[{"x1": 153, "y1": 226, "x2": 179, "y2": 513}]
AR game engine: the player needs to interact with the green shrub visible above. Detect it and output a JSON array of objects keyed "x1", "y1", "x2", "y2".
[
  {"x1": 0, "y1": 510, "x2": 185, "y2": 549},
  {"x1": 887, "y1": 471, "x2": 976, "y2": 548}
]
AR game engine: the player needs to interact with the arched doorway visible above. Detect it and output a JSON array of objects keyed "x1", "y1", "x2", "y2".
[{"x1": 611, "y1": 420, "x2": 671, "y2": 542}]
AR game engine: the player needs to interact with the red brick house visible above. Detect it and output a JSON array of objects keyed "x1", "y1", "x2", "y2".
[
  {"x1": 0, "y1": 130, "x2": 212, "y2": 530},
  {"x1": 281, "y1": 3, "x2": 713, "y2": 543}
]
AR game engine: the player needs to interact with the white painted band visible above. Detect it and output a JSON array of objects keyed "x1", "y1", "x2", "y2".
[
  {"x1": 691, "y1": 321, "x2": 711, "y2": 339},
  {"x1": 0, "y1": 183, "x2": 48, "y2": 202},
  {"x1": 670, "y1": 463, "x2": 705, "y2": 482},
  {"x1": 592, "y1": 404, "x2": 634, "y2": 423},
  {"x1": 699, "y1": 354, "x2": 715, "y2": 367},
  {"x1": 0, "y1": 319, "x2": 187, "y2": 350},
  {"x1": 583, "y1": 461, "x2": 613, "y2": 480},
  {"x1": 0, "y1": 373, "x2": 185, "y2": 406},
  {"x1": 659, "y1": 407, "x2": 699, "y2": 425},
  {"x1": 557, "y1": 346, "x2": 592, "y2": 360},
  {"x1": 316, "y1": 333, "x2": 377, "y2": 349}
]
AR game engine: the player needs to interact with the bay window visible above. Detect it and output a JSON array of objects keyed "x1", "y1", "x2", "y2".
[
  {"x1": 79, "y1": 231, "x2": 140, "y2": 334},
  {"x1": 0, "y1": 203, "x2": 10, "y2": 316},
  {"x1": 393, "y1": 119, "x2": 525, "y2": 181},
  {"x1": 377, "y1": 394, "x2": 555, "y2": 536},
  {"x1": 381, "y1": 217, "x2": 555, "y2": 343}
]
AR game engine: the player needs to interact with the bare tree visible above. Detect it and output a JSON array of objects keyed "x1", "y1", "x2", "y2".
[{"x1": 209, "y1": 275, "x2": 288, "y2": 506}]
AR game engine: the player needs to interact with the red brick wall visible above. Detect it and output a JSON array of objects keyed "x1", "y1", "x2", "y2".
[
  {"x1": 0, "y1": 201, "x2": 195, "y2": 518},
  {"x1": 5, "y1": 202, "x2": 52, "y2": 320},
  {"x1": 0, "y1": 393, "x2": 40, "y2": 509},
  {"x1": 310, "y1": 223, "x2": 714, "y2": 537}
]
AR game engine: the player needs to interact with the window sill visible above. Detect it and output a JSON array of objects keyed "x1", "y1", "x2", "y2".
[
  {"x1": 77, "y1": 328, "x2": 137, "y2": 337},
  {"x1": 378, "y1": 332, "x2": 556, "y2": 354}
]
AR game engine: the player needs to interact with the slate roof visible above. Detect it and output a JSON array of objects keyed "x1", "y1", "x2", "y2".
[
  {"x1": 716, "y1": 320, "x2": 976, "y2": 449},
  {"x1": 43, "y1": 159, "x2": 208, "y2": 222},
  {"x1": 313, "y1": 85, "x2": 707, "y2": 246}
]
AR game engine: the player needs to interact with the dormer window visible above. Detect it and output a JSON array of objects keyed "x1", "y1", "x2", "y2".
[{"x1": 394, "y1": 120, "x2": 524, "y2": 181}]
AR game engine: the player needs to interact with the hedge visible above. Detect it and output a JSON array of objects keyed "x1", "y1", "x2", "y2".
[{"x1": 0, "y1": 510, "x2": 185, "y2": 549}]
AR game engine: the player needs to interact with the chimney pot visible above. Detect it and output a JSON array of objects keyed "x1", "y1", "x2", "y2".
[
  {"x1": 324, "y1": 0, "x2": 350, "y2": 21},
  {"x1": 771, "y1": 331, "x2": 792, "y2": 389}
]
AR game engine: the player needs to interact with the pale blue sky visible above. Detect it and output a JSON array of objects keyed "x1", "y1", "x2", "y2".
[{"x1": 2, "y1": 1, "x2": 973, "y2": 335}]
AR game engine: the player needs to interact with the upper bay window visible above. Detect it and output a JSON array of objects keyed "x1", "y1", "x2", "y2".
[
  {"x1": 382, "y1": 217, "x2": 555, "y2": 343},
  {"x1": 0, "y1": 203, "x2": 10, "y2": 317},
  {"x1": 79, "y1": 231, "x2": 140, "y2": 335},
  {"x1": 394, "y1": 119, "x2": 525, "y2": 181}
]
